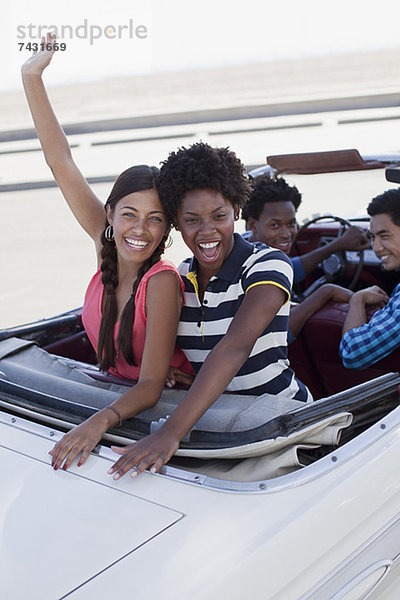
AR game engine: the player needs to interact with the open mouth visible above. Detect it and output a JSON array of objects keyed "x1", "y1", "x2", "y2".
[
  {"x1": 125, "y1": 237, "x2": 150, "y2": 251},
  {"x1": 274, "y1": 242, "x2": 292, "y2": 254},
  {"x1": 197, "y1": 241, "x2": 221, "y2": 262}
]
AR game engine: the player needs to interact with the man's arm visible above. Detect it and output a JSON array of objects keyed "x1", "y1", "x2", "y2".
[
  {"x1": 289, "y1": 284, "x2": 353, "y2": 338},
  {"x1": 342, "y1": 286, "x2": 389, "y2": 334},
  {"x1": 299, "y1": 226, "x2": 370, "y2": 277},
  {"x1": 340, "y1": 286, "x2": 400, "y2": 369}
]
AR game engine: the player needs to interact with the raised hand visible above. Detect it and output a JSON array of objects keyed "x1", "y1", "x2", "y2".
[
  {"x1": 21, "y1": 32, "x2": 56, "y2": 76},
  {"x1": 21, "y1": 33, "x2": 107, "y2": 245}
]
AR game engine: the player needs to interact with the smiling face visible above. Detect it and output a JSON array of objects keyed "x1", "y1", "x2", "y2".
[
  {"x1": 247, "y1": 201, "x2": 297, "y2": 254},
  {"x1": 176, "y1": 188, "x2": 238, "y2": 278},
  {"x1": 107, "y1": 188, "x2": 168, "y2": 268},
  {"x1": 369, "y1": 213, "x2": 400, "y2": 271}
]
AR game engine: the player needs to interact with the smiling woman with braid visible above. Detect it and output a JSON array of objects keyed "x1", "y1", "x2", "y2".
[{"x1": 21, "y1": 34, "x2": 193, "y2": 471}]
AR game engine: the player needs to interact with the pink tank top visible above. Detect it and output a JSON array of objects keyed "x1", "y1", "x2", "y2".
[{"x1": 82, "y1": 259, "x2": 194, "y2": 380}]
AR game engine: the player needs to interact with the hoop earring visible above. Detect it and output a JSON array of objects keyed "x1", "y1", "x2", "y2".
[
  {"x1": 160, "y1": 234, "x2": 173, "y2": 250},
  {"x1": 105, "y1": 225, "x2": 114, "y2": 242}
]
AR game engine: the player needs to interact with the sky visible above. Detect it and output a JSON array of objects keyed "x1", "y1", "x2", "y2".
[{"x1": 2, "y1": 0, "x2": 400, "y2": 91}]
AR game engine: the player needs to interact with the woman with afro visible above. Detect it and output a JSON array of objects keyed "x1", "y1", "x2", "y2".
[{"x1": 110, "y1": 142, "x2": 312, "y2": 480}]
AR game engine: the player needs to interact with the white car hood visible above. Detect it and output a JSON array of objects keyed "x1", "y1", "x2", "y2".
[{"x1": 0, "y1": 418, "x2": 183, "y2": 600}]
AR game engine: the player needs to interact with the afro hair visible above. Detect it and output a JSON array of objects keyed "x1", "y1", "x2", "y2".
[{"x1": 157, "y1": 142, "x2": 251, "y2": 222}]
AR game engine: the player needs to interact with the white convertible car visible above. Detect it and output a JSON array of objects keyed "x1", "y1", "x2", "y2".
[{"x1": 1, "y1": 150, "x2": 400, "y2": 600}]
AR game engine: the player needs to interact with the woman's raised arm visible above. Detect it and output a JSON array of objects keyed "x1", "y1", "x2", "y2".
[{"x1": 21, "y1": 33, "x2": 105, "y2": 252}]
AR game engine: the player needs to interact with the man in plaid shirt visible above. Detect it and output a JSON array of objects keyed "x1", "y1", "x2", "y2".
[{"x1": 340, "y1": 188, "x2": 400, "y2": 369}]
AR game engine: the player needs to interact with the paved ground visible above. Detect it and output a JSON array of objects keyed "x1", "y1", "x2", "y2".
[
  {"x1": 2, "y1": 48, "x2": 400, "y2": 131},
  {"x1": 2, "y1": 48, "x2": 400, "y2": 328}
]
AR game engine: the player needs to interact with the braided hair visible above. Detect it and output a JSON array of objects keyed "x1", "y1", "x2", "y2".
[{"x1": 97, "y1": 165, "x2": 168, "y2": 371}]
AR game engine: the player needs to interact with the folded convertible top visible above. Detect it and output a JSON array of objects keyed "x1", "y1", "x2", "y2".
[{"x1": 0, "y1": 337, "x2": 398, "y2": 456}]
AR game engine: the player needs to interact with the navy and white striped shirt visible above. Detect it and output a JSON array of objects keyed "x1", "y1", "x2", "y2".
[{"x1": 177, "y1": 234, "x2": 311, "y2": 401}]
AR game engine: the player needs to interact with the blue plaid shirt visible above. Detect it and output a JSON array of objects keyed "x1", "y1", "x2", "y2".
[{"x1": 340, "y1": 283, "x2": 400, "y2": 369}]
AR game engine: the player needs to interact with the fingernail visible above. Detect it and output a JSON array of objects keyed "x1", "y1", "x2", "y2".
[
  {"x1": 130, "y1": 470, "x2": 138, "y2": 479},
  {"x1": 62, "y1": 465, "x2": 67, "y2": 471},
  {"x1": 113, "y1": 473, "x2": 120, "y2": 480},
  {"x1": 107, "y1": 468, "x2": 114, "y2": 474},
  {"x1": 54, "y1": 465, "x2": 58, "y2": 471}
]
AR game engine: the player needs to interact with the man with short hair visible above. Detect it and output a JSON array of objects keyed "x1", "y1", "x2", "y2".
[
  {"x1": 340, "y1": 188, "x2": 400, "y2": 368},
  {"x1": 243, "y1": 175, "x2": 368, "y2": 284},
  {"x1": 242, "y1": 175, "x2": 369, "y2": 340}
]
